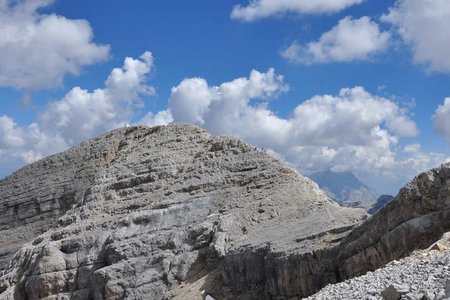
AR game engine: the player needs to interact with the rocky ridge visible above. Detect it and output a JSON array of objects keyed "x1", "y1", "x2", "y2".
[
  {"x1": 0, "y1": 124, "x2": 449, "y2": 299},
  {"x1": 219, "y1": 162, "x2": 450, "y2": 298},
  {"x1": 0, "y1": 124, "x2": 365, "y2": 300},
  {"x1": 369, "y1": 195, "x2": 395, "y2": 215}
]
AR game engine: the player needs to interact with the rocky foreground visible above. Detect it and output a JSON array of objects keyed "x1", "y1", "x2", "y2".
[
  {"x1": 0, "y1": 124, "x2": 449, "y2": 299},
  {"x1": 306, "y1": 237, "x2": 450, "y2": 300}
]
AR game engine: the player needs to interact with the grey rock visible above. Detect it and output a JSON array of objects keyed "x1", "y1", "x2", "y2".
[
  {"x1": 0, "y1": 124, "x2": 366, "y2": 300},
  {"x1": 369, "y1": 195, "x2": 395, "y2": 214},
  {"x1": 306, "y1": 247, "x2": 450, "y2": 300},
  {"x1": 381, "y1": 283, "x2": 410, "y2": 300},
  {"x1": 0, "y1": 128, "x2": 124, "y2": 271},
  {"x1": 337, "y1": 164, "x2": 450, "y2": 280},
  {"x1": 445, "y1": 280, "x2": 450, "y2": 298}
]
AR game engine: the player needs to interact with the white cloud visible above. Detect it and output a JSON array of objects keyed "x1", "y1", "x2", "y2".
[
  {"x1": 0, "y1": 116, "x2": 26, "y2": 149},
  {"x1": 140, "y1": 110, "x2": 173, "y2": 127},
  {"x1": 169, "y1": 69, "x2": 289, "y2": 137},
  {"x1": 0, "y1": 116, "x2": 67, "y2": 164},
  {"x1": 0, "y1": 52, "x2": 155, "y2": 168},
  {"x1": 382, "y1": 0, "x2": 450, "y2": 73},
  {"x1": 231, "y1": 0, "x2": 364, "y2": 21},
  {"x1": 0, "y1": 0, "x2": 109, "y2": 89},
  {"x1": 281, "y1": 17, "x2": 390, "y2": 64},
  {"x1": 169, "y1": 78, "x2": 213, "y2": 125},
  {"x1": 433, "y1": 98, "x2": 450, "y2": 143}
]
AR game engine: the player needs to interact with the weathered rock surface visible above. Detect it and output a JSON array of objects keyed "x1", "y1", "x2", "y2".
[
  {"x1": 337, "y1": 164, "x2": 450, "y2": 280},
  {"x1": 0, "y1": 124, "x2": 366, "y2": 300},
  {"x1": 1, "y1": 123, "x2": 449, "y2": 300},
  {"x1": 220, "y1": 164, "x2": 450, "y2": 299},
  {"x1": 369, "y1": 195, "x2": 395, "y2": 215},
  {"x1": 0, "y1": 129, "x2": 123, "y2": 271},
  {"x1": 305, "y1": 239, "x2": 450, "y2": 300}
]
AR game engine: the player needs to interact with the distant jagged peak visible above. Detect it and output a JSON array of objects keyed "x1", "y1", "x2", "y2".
[{"x1": 308, "y1": 169, "x2": 382, "y2": 211}]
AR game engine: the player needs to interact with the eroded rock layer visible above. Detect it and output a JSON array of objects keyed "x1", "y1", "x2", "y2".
[
  {"x1": 221, "y1": 163, "x2": 450, "y2": 299},
  {"x1": 337, "y1": 164, "x2": 450, "y2": 279},
  {"x1": 0, "y1": 124, "x2": 365, "y2": 300},
  {"x1": 0, "y1": 129, "x2": 123, "y2": 271}
]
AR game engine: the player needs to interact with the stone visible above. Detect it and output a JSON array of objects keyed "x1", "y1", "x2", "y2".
[
  {"x1": 337, "y1": 163, "x2": 450, "y2": 280},
  {"x1": 429, "y1": 243, "x2": 447, "y2": 252},
  {"x1": 381, "y1": 283, "x2": 410, "y2": 300},
  {"x1": 445, "y1": 280, "x2": 450, "y2": 298},
  {"x1": 0, "y1": 124, "x2": 366, "y2": 300}
]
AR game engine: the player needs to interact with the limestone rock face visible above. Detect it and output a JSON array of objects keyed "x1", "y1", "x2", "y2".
[
  {"x1": 0, "y1": 124, "x2": 366, "y2": 300},
  {"x1": 337, "y1": 163, "x2": 450, "y2": 279},
  {"x1": 0, "y1": 129, "x2": 123, "y2": 271}
]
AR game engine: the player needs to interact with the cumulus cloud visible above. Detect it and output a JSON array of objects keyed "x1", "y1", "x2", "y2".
[
  {"x1": 433, "y1": 98, "x2": 450, "y2": 143},
  {"x1": 0, "y1": 52, "x2": 155, "y2": 168},
  {"x1": 0, "y1": 116, "x2": 67, "y2": 164},
  {"x1": 140, "y1": 110, "x2": 173, "y2": 127},
  {"x1": 169, "y1": 68, "x2": 288, "y2": 133},
  {"x1": 231, "y1": 0, "x2": 364, "y2": 21},
  {"x1": 382, "y1": 0, "x2": 450, "y2": 73},
  {"x1": 166, "y1": 79, "x2": 420, "y2": 174},
  {"x1": 0, "y1": 0, "x2": 109, "y2": 89},
  {"x1": 281, "y1": 17, "x2": 390, "y2": 64}
]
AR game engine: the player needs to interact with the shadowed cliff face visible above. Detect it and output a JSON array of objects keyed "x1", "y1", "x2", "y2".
[
  {"x1": 0, "y1": 124, "x2": 366, "y2": 300},
  {"x1": 337, "y1": 164, "x2": 450, "y2": 279},
  {"x1": 0, "y1": 124, "x2": 449, "y2": 300},
  {"x1": 220, "y1": 163, "x2": 450, "y2": 299}
]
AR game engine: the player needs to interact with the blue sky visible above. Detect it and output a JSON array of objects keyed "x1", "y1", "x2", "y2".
[{"x1": 0, "y1": 0, "x2": 449, "y2": 194}]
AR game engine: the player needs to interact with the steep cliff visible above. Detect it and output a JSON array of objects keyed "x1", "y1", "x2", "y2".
[
  {"x1": 220, "y1": 163, "x2": 450, "y2": 298},
  {"x1": 337, "y1": 164, "x2": 450, "y2": 279}
]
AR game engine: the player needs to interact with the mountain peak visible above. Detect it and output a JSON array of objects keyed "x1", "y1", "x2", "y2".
[{"x1": 308, "y1": 170, "x2": 377, "y2": 210}]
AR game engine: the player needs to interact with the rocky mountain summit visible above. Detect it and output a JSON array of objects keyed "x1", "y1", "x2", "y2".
[
  {"x1": 0, "y1": 124, "x2": 449, "y2": 300},
  {"x1": 0, "y1": 124, "x2": 365, "y2": 299}
]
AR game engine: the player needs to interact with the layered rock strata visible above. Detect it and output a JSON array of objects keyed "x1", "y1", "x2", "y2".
[
  {"x1": 0, "y1": 124, "x2": 365, "y2": 300},
  {"x1": 221, "y1": 163, "x2": 450, "y2": 298},
  {"x1": 337, "y1": 164, "x2": 450, "y2": 279}
]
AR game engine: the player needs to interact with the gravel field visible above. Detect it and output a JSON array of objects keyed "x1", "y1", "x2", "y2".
[{"x1": 306, "y1": 249, "x2": 450, "y2": 300}]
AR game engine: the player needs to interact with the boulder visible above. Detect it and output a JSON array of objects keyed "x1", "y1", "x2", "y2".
[{"x1": 381, "y1": 283, "x2": 410, "y2": 300}]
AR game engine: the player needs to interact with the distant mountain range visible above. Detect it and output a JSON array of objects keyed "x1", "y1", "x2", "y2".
[{"x1": 308, "y1": 170, "x2": 393, "y2": 213}]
